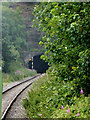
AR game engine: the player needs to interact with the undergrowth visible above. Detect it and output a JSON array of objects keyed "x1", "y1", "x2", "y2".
[
  {"x1": 22, "y1": 74, "x2": 90, "y2": 118},
  {"x1": 3, "y1": 62, "x2": 37, "y2": 85}
]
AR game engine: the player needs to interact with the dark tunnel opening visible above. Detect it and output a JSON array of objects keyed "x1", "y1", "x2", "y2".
[{"x1": 28, "y1": 54, "x2": 49, "y2": 73}]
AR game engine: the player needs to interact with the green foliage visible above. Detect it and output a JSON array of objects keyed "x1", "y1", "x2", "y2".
[
  {"x1": 3, "y1": 61, "x2": 37, "y2": 84},
  {"x1": 2, "y1": 3, "x2": 28, "y2": 72},
  {"x1": 51, "y1": 97, "x2": 90, "y2": 118},
  {"x1": 33, "y1": 2, "x2": 90, "y2": 95},
  {"x1": 23, "y1": 2, "x2": 90, "y2": 118},
  {"x1": 23, "y1": 74, "x2": 90, "y2": 118}
]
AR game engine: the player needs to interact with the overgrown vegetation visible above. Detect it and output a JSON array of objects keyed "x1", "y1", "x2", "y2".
[
  {"x1": 23, "y1": 2, "x2": 90, "y2": 118},
  {"x1": 33, "y1": 2, "x2": 90, "y2": 95},
  {"x1": 23, "y1": 74, "x2": 90, "y2": 118},
  {"x1": 3, "y1": 61, "x2": 37, "y2": 85}
]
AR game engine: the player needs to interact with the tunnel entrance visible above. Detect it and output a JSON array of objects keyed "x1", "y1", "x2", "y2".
[{"x1": 28, "y1": 54, "x2": 49, "y2": 73}]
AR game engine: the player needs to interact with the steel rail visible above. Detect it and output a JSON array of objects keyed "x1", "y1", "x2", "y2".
[
  {"x1": 1, "y1": 74, "x2": 40, "y2": 120},
  {"x1": 3, "y1": 74, "x2": 40, "y2": 94}
]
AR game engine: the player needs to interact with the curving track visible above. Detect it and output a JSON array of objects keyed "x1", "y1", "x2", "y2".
[{"x1": 1, "y1": 75, "x2": 40, "y2": 120}]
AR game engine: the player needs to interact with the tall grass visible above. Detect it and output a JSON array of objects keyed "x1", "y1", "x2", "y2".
[{"x1": 3, "y1": 61, "x2": 37, "y2": 85}]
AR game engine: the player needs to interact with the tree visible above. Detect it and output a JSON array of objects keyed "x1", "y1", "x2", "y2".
[{"x1": 2, "y1": 3, "x2": 28, "y2": 72}]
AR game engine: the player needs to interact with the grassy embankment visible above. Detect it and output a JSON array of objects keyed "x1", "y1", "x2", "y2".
[
  {"x1": 3, "y1": 62, "x2": 37, "y2": 85},
  {"x1": 23, "y1": 73, "x2": 90, "y2": 118}
]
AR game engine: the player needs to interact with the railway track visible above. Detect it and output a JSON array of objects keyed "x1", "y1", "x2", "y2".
[{"x1": 1, "y1": 74, "x2": 40, "y2": 120}]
